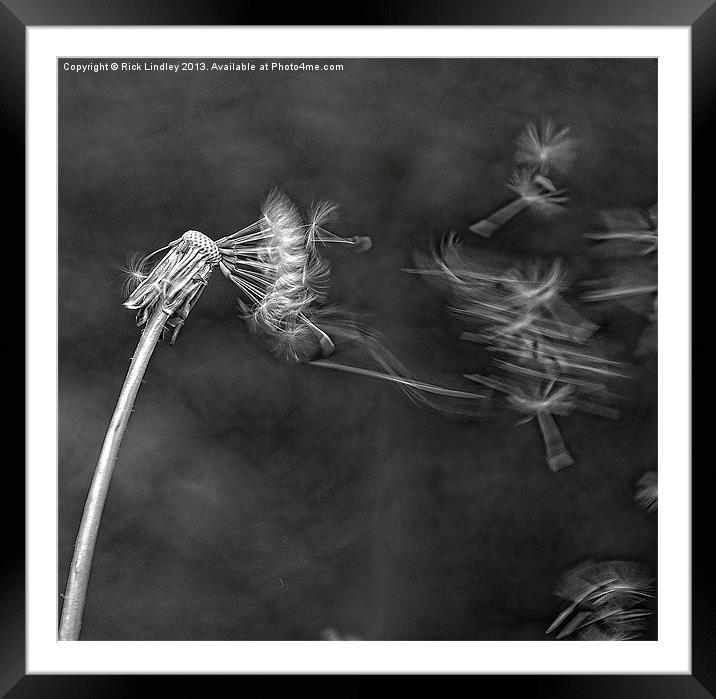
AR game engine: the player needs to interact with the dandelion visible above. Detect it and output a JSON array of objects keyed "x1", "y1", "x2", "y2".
[
  {"x1": 59, "y1": 228, "x2": 223, "y2": 640},
  {"x1": 546, "y1": 560, "x2": 654, "y2": 640},
  {"x1": 515, "y1": 120, "x2": 577, "y2": 174},
  {"x1": 469, "y1": 168, "x2": 568, "y2": 238},
  {"x1": 60, "y1": 192, "x2": 481, "y2": 639},
  {"x1": 59, "y1": 193, "x2": 372, "y2": 640},
  {"x1": 634, "y1": 471, "x2": 658, "y2": 512}
]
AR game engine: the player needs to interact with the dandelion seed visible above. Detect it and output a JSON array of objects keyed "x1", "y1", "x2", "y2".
[
  {"x1": 416, "y1": 235, "x2": 595, "y2": 347},
  {"x1": 216, "y1": 189, "x2": 371, "y2": 362},
  {"x1": 217, "y1": 192, "x2": 480, "y2": 412},
  {"x1": 469, "y1": 168, "x2": 568, "y2": 237},
  {"x1": 413, "y1": 234, "x2": 623, "y2": 469},
  {"x1": 321, "y1": 628, "x2": 363, "y2": 641},
  {"x1": 465, "y1": 374, "x2": 576, "y2": 471},
  {"x1": 634, "y1": 471, "x2": 657, "y2": 512},
  {"x1": 515, "y1": 120, "x2": 577, "y2": 174},
  {"x1": 577, "y1": 625, "x2": 642, "y2": 641},
  {"x1": 120, "y1": 251, "x2": 152, "y2": 298},
  {"x1": 582, "y1": 204, "x2": 657, "y2": 327},
  {"x1": 311, "y1": 317, "x2": 490, "y2": 417},
  {"x1": 586, "y1": 204, "x2": 658, "y2": 256},
  {"x1": 581, "y1": 284, "x2": 658, "y2": 303},
  {"x1": 464, "y1": 335, "x2": 623, "y2": 471},
  {"x1": 507, "y1": 169, "x2": 569, "y2": 214},
  {"x1": 547, "y1": 560, "x2": 654, "y2": 641}
]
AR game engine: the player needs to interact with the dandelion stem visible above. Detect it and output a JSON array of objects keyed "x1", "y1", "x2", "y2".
[{"x1": 59, "y1": 307, "x2": 169, "y2": 640}]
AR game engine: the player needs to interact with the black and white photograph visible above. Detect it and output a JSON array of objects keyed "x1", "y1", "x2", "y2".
[
  {"x1": 0, "y1": 0, "x2": 707, "y2": 689},
  {"x1": 57, "y1": 56, "x2": 660, "y2": 643}
]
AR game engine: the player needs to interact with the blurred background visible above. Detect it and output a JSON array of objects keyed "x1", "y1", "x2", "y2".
[{"x1": 58, "y1": 58, "x2": 657, "y2": 640}]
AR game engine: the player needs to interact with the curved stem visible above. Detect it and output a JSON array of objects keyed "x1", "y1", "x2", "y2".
[{"x1": 59, "y1": 307, "x2": 169, "y2": 640}]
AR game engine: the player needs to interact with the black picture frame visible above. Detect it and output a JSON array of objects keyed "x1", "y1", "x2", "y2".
[{"x1": 6, "y1": 1, "x2": 705, "y2": 696}]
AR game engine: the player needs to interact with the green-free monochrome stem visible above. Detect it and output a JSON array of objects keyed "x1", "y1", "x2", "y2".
[{"x1": 59, "y1": 307, "x2": 169, "y2": 640}]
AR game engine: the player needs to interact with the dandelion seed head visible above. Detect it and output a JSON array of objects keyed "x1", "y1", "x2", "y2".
[
  {"x1": 181, "y1": 230, "x2": 221, "y2": 265},
  {"x1": 123, "y1": 229, "x2": 220, "y2": 338}
]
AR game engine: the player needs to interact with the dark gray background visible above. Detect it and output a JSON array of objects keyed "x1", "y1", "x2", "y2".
[{"x1": 58, "y1": 58, "x2": 657, "y2": 640}]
